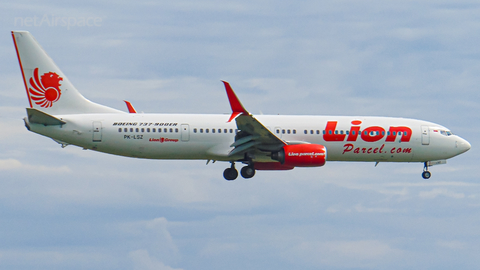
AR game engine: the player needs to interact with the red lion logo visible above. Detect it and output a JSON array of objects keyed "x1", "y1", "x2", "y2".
[{"x1": 29, "y1": 68, "x2": 63, "y2": 108}]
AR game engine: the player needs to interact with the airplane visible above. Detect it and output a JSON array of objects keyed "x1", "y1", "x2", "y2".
[{"x1": 11, "y1": 31, "x2": 471, "y2": 181}]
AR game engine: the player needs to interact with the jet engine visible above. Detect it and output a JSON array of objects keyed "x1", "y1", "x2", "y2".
[{"x1": 271, "y1": 144, "x2": 327, "y2": 167}]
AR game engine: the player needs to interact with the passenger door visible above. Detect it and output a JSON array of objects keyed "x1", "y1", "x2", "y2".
[
  {"x1": 421, "y1": 126, "x2": 430, "y2": 145},
  {"x1": 93, "y1": 121, "x2": 102, "y2": 142}
]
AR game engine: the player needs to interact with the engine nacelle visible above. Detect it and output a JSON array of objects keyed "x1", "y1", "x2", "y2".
[
  {"x1": 254, "y1": 162, "x2": 294, "y2": 171},
  {"x1": 271, "y1": 144, "x2": 327, "y2": 167}
]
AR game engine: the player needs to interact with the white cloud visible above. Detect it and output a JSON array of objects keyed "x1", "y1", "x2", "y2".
[
  {"x1": 0, "y1": 249, "x2": 113, "y2": 268},
  {"x1": 419, "y1": 188, "x2": 466, "y2": 199},
  {"x1": 121, "y1": 217, "x2": 180, "y2": 265},
  {"x1": 199, "y1": 242, "x2": 238, "y2": 257},
  {"x1": 437, "y1": 240, "x2": 466, "y2": 250},
  {"x1": 0, "y1": 158, "x2": 70, "y2": 173},
  {"x1": 354, "y1": 204, "x2": 396, "y2": 213},
  {"x1": 129, "y1": 249, "x2": 182, "y2": 270},
  {"x1": 287, "y1": 240, "x2": 404, "y2": 268}
]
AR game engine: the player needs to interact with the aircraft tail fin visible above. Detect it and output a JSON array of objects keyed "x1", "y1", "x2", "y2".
[{"x1": 12, "y1": 31, "x2": 122, "y2": 115}]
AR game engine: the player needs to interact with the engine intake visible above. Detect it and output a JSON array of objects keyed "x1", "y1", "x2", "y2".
[{"x1": 271, "y1": 144, "x2": 327, "y2": 167}]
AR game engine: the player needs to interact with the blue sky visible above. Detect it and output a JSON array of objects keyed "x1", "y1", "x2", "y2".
[{"x1": 0, "y1": 1, "x2": 479, "y2": 269}]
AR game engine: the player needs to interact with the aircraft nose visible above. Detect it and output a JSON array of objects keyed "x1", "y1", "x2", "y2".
[{"x1": 456, "y1": 138, "x2": 471, "y2": 154}]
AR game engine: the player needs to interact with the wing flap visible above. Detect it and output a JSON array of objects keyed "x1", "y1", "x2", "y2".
[{"x1": 228, "y1": 140, "x2": 262, "y2": 157}]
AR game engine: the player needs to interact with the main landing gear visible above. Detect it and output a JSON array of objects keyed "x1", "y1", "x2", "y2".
[
  {"x1": 223, "y1": 162, "x2": 256, "y2": 180},
  {"x1": 422, "y1": 162, "x2": 431, "y2": 179}
]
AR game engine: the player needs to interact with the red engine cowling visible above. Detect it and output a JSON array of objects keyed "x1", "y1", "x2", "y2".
[
  {"x1": 271, "y1": 144, "x2": 327, "y2": 167},
  {"x1": 254, "y1": 162, "x2": 295, "y2": 171}
]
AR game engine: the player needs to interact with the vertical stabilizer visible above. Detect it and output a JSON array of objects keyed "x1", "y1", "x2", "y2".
[{"x1": 12, "y1": 31, "x2": 122, "y2": 115}]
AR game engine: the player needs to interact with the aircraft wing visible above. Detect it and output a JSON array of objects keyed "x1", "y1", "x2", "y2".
[{"x1": 222, "y1": 81, "x2": 286, "y2": 157}]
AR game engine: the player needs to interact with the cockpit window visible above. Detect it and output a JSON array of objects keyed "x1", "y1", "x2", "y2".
[{"x1": 439, "y1": 130, "x2": 453, "y2": 136}]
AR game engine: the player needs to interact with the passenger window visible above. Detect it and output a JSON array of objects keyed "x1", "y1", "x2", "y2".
[
  {"x1": 230, "y1": 129, "x2": 233, "y2": 133},
  {"x1": 224, "y1": 129, "x2": 227, "y2": 133},
  {"x1": 164, "y1": 128, "x2": 167, "y2": 132},
  {"x1": 316, "y1": 130, "x2": 320, "y2": 135},
  {"x1": 124, "y1": 128, "x2": 127, "y2": 132},
  {"x1": 287, "y1": 130, "x2": 291, "y2": 134},
  {"x1": 212, "y1": 129, "x2": 215, "y2": 133},
  {"x1": 218, "y1": 129, "x2": 221, "y2": 133},
  {"x1": 310, "y1": 130, "x2": 314, "y2": 134},
  {"x1": 194, "y1": 128, "x2": 197, "y2": 133},
  {"x1": 136, "y1": 128, "x2": 139, "y2": 132},
  {"x1": 200, "y1": 128, "x2": 203, "y2": 133},
  {"x1": 152, "y1": 128, "x2": 156, "y2": 132},
  {"x1": 147, "y1": 128, "x2": 150, "y2": 132},
  {"x1": 118, "y1": 128, "x2": 122, "y2": 132},
  {"x1": 175, "y1": 128, "x2": 178, "y2": 133},
  {"x1": 282, "y1": 129, "x2": 285, "y2": 134},
  {"x1": 130, "y1": 128, "x2": 133, "y2": 132},
  {"x1": 141, "y1": 128, "x2": 145, "y2": 133},
  {"x1": 293, "y1": 129, "x2": 296, "y2": 134},
  {"x1": 206, "y1": 129, "x2": 209, "y2": 133},
  {"x1": 304, "y1": 130, "x2": 307, "y2": 134}
]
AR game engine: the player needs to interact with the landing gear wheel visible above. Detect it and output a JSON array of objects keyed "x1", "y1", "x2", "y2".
[
  {"x1": 224, "y1": 162, "x2": 238, "y2": 181},
  {"x1": 224, "y1": 168, "x2": 238, "y2": 180},
  {"x1": 422, "y1": 162, "x2": 431, "y2": 179},
  {"x1": 422, "y1": 171, "x2": 431, "y2": 179},
  {"x1": 240, "y1": 166, "x2": 256, "y2": 179}
]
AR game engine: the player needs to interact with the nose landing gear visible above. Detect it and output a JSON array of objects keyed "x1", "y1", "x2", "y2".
[{"x1": 422, "y1": 162, "x2": 431, "y2": 179}]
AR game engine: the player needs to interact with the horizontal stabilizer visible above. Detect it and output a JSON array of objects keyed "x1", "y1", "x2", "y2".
[{"x1": 26, "y1": 108, "x2": 66, "y2": 125}]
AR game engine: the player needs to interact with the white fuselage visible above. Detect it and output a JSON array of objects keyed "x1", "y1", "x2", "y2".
[{"x1": 26, "y1": 113, "x2": 471, "y2": 164}]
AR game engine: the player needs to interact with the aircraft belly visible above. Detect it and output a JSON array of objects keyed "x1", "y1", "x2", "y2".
[{"x1": 96, "y1": 139, "x2": 219, "y2": 159}]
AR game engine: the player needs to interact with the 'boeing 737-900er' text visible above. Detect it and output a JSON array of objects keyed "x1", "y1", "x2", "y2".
[{"x1": 12, "y1": 31, "x2": 471, "y2": 180}]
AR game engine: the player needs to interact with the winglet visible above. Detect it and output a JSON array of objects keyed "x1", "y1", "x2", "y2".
[
  {"x1": 222, "y1": 81, "x2": 249, "y2": 122},
  {"x1": 123, "y1": 100, "x2": 137, "y2": 113}
]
